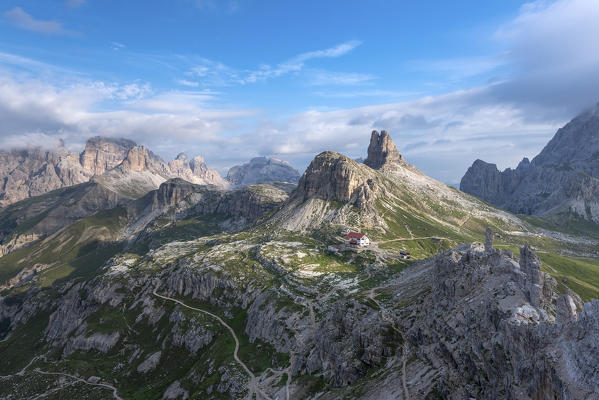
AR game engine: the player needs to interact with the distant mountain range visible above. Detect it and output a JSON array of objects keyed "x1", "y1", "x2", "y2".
[
  {"x1": 226, "y1": 156, "x2": 300, "y2": 187},
  {"x1": 0, "y1": 136, "x2": 227, "y2": 207},
  {"x1": 461, "y1": 104, "x2": 599, "y2": 225}
]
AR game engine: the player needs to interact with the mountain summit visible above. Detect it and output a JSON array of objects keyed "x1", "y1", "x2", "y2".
[
  {"x1": 460, "y1": 104, "x2": 599, "y2": 223},
  {"x1": 0, "y1": 136, "x2": 227, "y2": 207},
  {"x1": 364, "y1": 130, "x2": 404, "y2": 169}
]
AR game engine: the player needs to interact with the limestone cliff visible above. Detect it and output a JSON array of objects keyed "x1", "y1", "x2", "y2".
[
  {"x1": 0, "y1": 136, "x2": 228, "y2": 209},
  {"x1": 0, "y1": 146, "x2": 90, "y2": 207},
  {"x1": 460, "y1": 104, "x2": 599, "y2": 222},
  {"x1": 363, "y1": 130, "x2": 403, "y2": 169},
  {"x1": 80, "y1": 136, "x2": 136, "y2": 176}
]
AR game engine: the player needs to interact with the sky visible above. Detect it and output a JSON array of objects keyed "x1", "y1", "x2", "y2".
[{"x1": 1, "y1": 0, "x2": 599, "y2": 183}]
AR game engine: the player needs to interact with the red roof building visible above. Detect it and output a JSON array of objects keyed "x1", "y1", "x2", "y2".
[
  {"x1": 344, "y1": 232, "x2": 370, "y2": 247},
  {"x1": 344, "y1": 232, "x2": 365, "y2": 240}
]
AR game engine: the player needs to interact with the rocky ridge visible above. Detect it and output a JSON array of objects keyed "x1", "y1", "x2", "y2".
[
  {"x1": 0, "y1": 136, "x2": 228, "y2": 208},
  {"x1": 460, "y1": 103, "x2": 599, "y2": 222},
  {"x1": 2, "y1": 226, "x2": 598, "y2": 399}
]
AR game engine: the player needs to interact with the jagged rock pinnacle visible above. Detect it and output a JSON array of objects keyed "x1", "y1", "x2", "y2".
[
  {"x1": 485, "y1": 227, "x2": 494, "y2": 252},
  {"x1": 519, "y1": 245, "x2": 544, "y2": 307},
  {"x1": 556, "y1": 294, "x2": 578, "y2": 325},
  {"x1": 363, "y1": 130, "x2": 403, "y2": 169}
]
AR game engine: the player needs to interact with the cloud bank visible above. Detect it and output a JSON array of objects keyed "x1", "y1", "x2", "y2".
[{"x1": 0, "y1": 0, "x2": 598, "y2": 183}]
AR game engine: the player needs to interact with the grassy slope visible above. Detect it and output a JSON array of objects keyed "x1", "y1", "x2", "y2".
[{"x1": 0, "y1": 207, "x2": 127, "y2": 289}]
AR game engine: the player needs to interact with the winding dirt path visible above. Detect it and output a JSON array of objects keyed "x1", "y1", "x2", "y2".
[
  {"x1": 32, "y1": 369, "x2": 123, "y2": 400},
  {"x1": 152, "y1": 290, "x2": 272, "y2": 400}
]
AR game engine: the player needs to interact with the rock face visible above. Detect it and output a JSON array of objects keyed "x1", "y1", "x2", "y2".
[
  {"x1": 80, "y1": 136, "x2": 136, "y2": 176},
  {"x1": 169, "y1": 153, "x2": 228, "y2": 187},
  {"x1": 484, "y1": 226, "x2": 494, "y2": 252},
  {"x1": 125, "y1": 179, "x2": 291, "y2": 241},
  {"x1": 0, "y1": 136, "x2": 228, "y2": 208},
  {"x1": 556, "y1": 294, "x2": 578, "y2": 325},
  {"x1": 408, "y1": 243, "x2": 598, "y2": 399},
  {"x1": 0, "y1": 146, "x2": 91, "y2": 207},
  {"x1": 519, "y1": 245, "x2": 545, "y2": 306},
  {"x1": 226, "y1": 157, "x2": 300, "y2": 187},
  {"x1": 460, "y1": 104, "x2": 599, "y2": 221},
  {"x1": 363, "y1": 130, "x2": 403, "y2": 169},
  {"x1": 294, "y1": 151, "x2": 377, "y2": 208}
]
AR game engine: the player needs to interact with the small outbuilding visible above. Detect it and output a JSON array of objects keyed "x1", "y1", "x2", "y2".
[{"x1": 328, "y1": 245, "x2": 341, "y2": 253}]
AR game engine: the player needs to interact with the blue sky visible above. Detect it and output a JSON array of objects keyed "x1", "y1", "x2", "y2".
[{"x1": 1, "y1": 0, "x2": 599, "y2": 183}]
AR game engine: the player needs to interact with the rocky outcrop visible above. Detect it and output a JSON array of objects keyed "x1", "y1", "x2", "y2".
[
  {"x1": 80, "y1": 136, "x2": 136, "y2": 176},
  {"x1": 0, "y1": 233, "x2": 41, "y2": 257},
  {"x1": 363, "y1": 130, "x2": 403, "y2": 170},
  {"x1": 520, "y1": 245, "x2": 545, "y2": 306},
  {"x1": 294, "y1": 151, "x2": 377, "y2": 206},
  {"x1": 460, "y1": 104, "x2": 599, "y2": 222},
  {"x1": 484, "y1": 226, "x2": 493, "y2": 252},
  {"x1": 410, "y1": 243, "x2": 598, "y2": 399},
  {"x1": 136, "y1": 351, "x2": 162, "y2": 373},
  {"x1": 150, "y1": 178, "x2": 197, "y2": 210},
  {"x1": 0, "y1": 136, "x2": 228, "y2": 209},
  {"x1": 556, "y1": 294, "x2": 578, "y2": 325},
  {"x1": 130, "y1": 179, "x2": 289, "y2": 235},
  {"x1": 226, "y1": 157, "x2": 300, "y2": 187},
  {"x1": 0, "y1": 146, "x2": 90, "y2": 207},
  {"x1": 170, "y1": 153, "x2": 228, "y2": 187}
]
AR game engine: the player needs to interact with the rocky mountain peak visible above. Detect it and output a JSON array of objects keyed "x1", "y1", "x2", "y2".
[
  {"x1": 189, "y1": 155, "x2": 207, "y2": 173},
  {"x1": 121, "y1": 146, "x2": 156, "y2": 172},
  {"x1": 460, "y1": 104, "x2": 599, "y2": 221},
  {"x1": 531, "y1": 104, "x2": 599, "y2": 175},
  {"x1": 364, "y1": 130, "x2": 403, "y2": 169},
  {"x1": 80, "y1": 136, "x2": 136, "y2": 176},
  {"x1": 294, "y1": 151, "x2": 376, "y2": 208}
]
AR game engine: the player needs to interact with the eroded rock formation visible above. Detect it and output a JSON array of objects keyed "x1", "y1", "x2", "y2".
[
  {"x1": 364, "y1": 130, "x2": 403, "y2": 170},
  {"x1": 460, "y1": 104, "x2": 599, "y2": 221}
]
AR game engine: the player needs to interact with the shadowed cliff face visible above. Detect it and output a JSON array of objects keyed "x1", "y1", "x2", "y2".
[{"x1": 460, "y1": 104, "x2": 599, "y2": 222}]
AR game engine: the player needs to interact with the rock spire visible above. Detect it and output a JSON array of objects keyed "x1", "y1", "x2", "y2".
[{"x1": 363, "y1": 130, "x2": 403, "y2": 169}]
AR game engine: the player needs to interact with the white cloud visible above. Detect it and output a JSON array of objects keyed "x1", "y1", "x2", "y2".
[
  {"x1": 111, "y1": 42, "x2": 126, "y2": 51},
  {"x1": 0, "y1": 74, "x2": 255, "y2": 169},
  {"x1": 176, "y1": 79, "x2": 200, "y2": 87},
  {"x1": 183, "y1": 41, "x2": 364, "y2": 86},
  {"x1": 306, "y1": 70, "x2": 375, "y2": 86},
  {"x1": 3, "y1": 7, "x2": 73, "y2": 35},
  {"x1": 488, "y1": 0, "x2": 599, "y2": 117},
  {"x1": 235, "y1": 86, "x2": 563, "y2": 182},
  {"x1": 2, "y1": 0, "x2": 599, "y2": 182},
  {"x1": 408, "y1": 54, "x2": 509, "y2": 82},
  {"x1": 295, "y1": 41, "x2": 362, "y2": 61}
]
